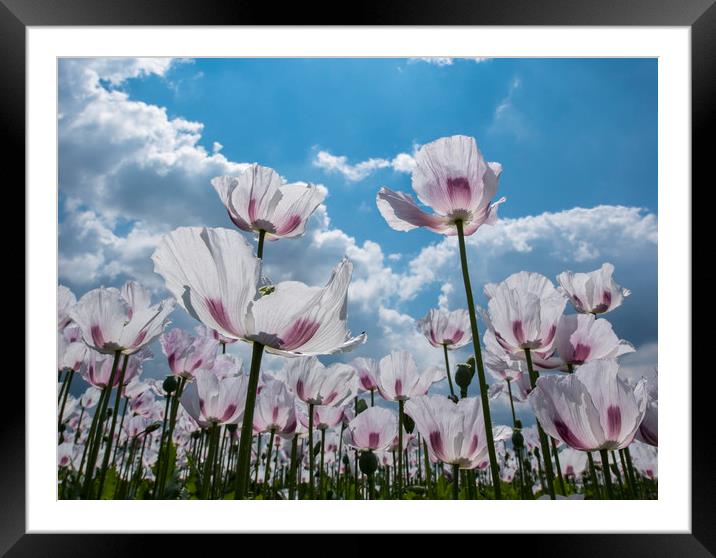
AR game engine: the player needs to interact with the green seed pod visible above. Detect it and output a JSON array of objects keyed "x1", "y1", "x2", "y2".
[
  {"x1": 359, "y1": 450, "x2": 378, "y2": 476},
  {"x1": 146, "y1": 422, "x2": 162, "y2": 434},
  {"x1": 163, "y1": 375, "x2": 179, "y2": 394},
  {"x1": 402, "y1": 413, "x2": 415, "y2": 434},
  {"x1": 455, "y1": 363, "x2": 473, "y2": 398},
  {"x1": 355, "y1": 399, "x2": 368, "y2": 415}
]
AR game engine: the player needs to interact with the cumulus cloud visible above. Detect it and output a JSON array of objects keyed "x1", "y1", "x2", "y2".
[
  {"x1": 407, "y1": 57, "x2": 490, "y2": 66},
  {"x1": 313, "y1": 148, "x2": 416, "y2": 182}
]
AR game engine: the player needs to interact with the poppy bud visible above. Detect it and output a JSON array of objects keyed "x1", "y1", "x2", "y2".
[
  {"x1": 145, "y1": 422, "x2": 162, "y2": 434},
  {"x1": 342, "y1": 453, "x2": 350, "y2": 467},
  {"x1": 455, "y1": 363, "x2": 473, "y2": 398},
  {"x1": 511, "y1": 429, "x2": 524, "y2": 450},
  {"x1": 106, "y1": 407, "x2": 113, "y2": 418},
  {"x1": 359, "y1": 450, "x2": 378, "y2": 476},
  {"x1": 355, "y1": 399, "x2": 368, "y2": 415},
  {"x1": 226, "y1": 423, "x2": 238, "y2": 433},
  {"x1": 191, "y1": 430, "x2": 201, "y2": 439},
  {"x1": 402, "y1": 413, "x2": 415, "y2": 434},
  {"x1": 163, "y1": 375, "x2": 179, "y2": 394}
]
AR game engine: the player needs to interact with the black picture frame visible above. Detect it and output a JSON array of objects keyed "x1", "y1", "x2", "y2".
[{"x1": 7, "y1": 0, "x2": 706, "y2": 555}]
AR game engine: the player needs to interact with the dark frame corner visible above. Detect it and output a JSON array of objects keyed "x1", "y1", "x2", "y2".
[{"x1": 7, "y1": 0, "x2": 709, "y2": 555}]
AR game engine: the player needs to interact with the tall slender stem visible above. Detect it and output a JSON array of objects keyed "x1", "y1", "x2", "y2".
[
  {"x1": 288, "y1": 435, "x2": 298, "y2": 500},
  {"x1": 201, "y1": 423, "x2": 219, "y2": 499},
  {"x1": 308, "y1": 403, "x2": 315, "y2": 499},
  {"x1": 599, "y1": 449, "x2": 615, "y2": 499},
  {"x1": 158, "y1": 375, "x2": 187, "y2": 495},
  {"x1": 623, "y1": 447, "x2": 640, "y2": 498},
  {"x1": 319, "y1": 428, "x2": 326, "y2": 499},
  {"x1": 234, "y1": 341, "x2": 265, "y2": 499},
  {"x1": 588, "y1": 452, "x2": 602, "y2": 499},
  {"x1": 58, "y1": 370, "x2": 75, "y2": 431},
  {"x1": 452, "y1": 464, "x2": 460, "y2": 500},
  {"x1": 397, "y1": 399, "x2": 404, "y2": 499},
  {"x1": 619, "y1": 449, "x2": 636, "y2": 498},
  {"x1": 455, "y1": 219, "x2": 501, "y2": 499},
  {"x1": 524, "y1": 348, "x2": 556, "y2": 499},
  {"x1": 370, "y1": 389, "x2": 375, "y2": 407},
  {"x1": 254, "y1": 433, "x2": 263, "y2": 486},
  {"x1": 423, "y1": 440, "x2": 432, "y2": 498},
  {"x1": 551, "y1": 438, "x2": 566, "y2": 496},
  {"x1": 111, "y1": 397, "x2": 129, "y2": 468},
  {"x1": 442, "y1": 344, "x2": 456, "y2": 399},
  {"x1": 256, "y1": 229, "x2": 266, "y2": 259},
  {"x1": 264, "y1": 429, "x2": 276, "y2": 495},
  {"x1": 152, "y1": 390, "x2": 173, "y2": 499},
  {"x1": 82, "y1": 350, "x2": 121, "y2": 498},
  {"x1": 506, "y1": 380, "x2": 517, "y2": 426},
  {"x1": 97, "y1": 354, "x2": 129, "y2": 496}
]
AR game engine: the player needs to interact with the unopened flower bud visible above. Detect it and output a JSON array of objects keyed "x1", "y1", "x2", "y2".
[
  {"x1": 359, "y1": 450, "x2": 378, "y2": 476},
  {"x1": 163, "y1": 375, "x2": 179, "y2": 394},
  {"x1": 455, "y1": 363, "x2": 474, "y2": 398},
  {"x1": 402, "y1": 413, "x2": 415, "y2": 434},
  {"x1": 145, "y1": 422, "x2": 162, "y2": 434}
]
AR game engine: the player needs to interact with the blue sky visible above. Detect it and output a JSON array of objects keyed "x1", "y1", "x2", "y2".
[{"x1": 58, "y1": 57, "x2": 658, "y2": 425}]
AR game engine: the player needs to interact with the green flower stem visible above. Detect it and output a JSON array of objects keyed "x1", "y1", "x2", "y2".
[
  {"x1": 611, "y1": 450, "x2": 625, "y2": 496},
  {"x1": 587, "y1": 452, "x2": 602, "y2": 499},
  {"x1": 319, "y1": 428, "x2": 326, "y2": 499},
  {"x1": 308, "y1": 403, "x2": 315, "y2": 499},
  {"x1": 442, "y1": 344, "x2": 457, "y2": 399},
  {"x1": 201, "y1": 422, "x2": 219, "y2": 499},
  {"x1": 97, "y1": 354, "x2": 130, "y2": 496},
  {"x1": 397, "y1": 399, "x2": 404, "y2": 499},
  {"x1": 257, "y1": 229, "x2": 266, "y2": 259},
  {"x1": 58, "y1": 370, "x2": 75, "y2": 432},
  {"x1": 623, "y1": 447, "x2": 640, "y2": 498},
  {"x1": 158, "y1": 376, "x2": 187, "y2": 495},
  {"x1": 506, "y1": 380, "x2": 517, "y2": 426},
  {"x1": 370, "y1": 389, "x2": 375, "y2": 407},
  {"x1": 263, "y1": 429, "x2": 276, "y2": 496},
  {"x1": 82, "y1": 349, "x2": 121, "y2": 498},
  {"x1": 599, "y1": 449, "x2": 615, "y2": 499},
  {"x1": 416, "y1": 433, "x2": 422, "y2": 483},
  {"x1": 74, "y1": 406, "x2": 85, "y2": 444},
  {"x1": 288, "y1": 435, "x2": 298, "y2": 500},
  {"x1": 353, "y1": 450, "x2": 359, "y2": 499},
  {"x1": 254, "y1": 433, "x2": 263, "y2": 486},
  {"x1": 111, "y1": 397, "x2": 129, "y2": 468},
  {"x1": 516, "y1": 446, "x2": 526, "y2": 499},
  {"x1": 221, "y1": 342, "x2": 226, "y2": 355},
  {"x1": 152, "y1": 389, "x2": 173, "y2": 499},
  {"x1": 551, "y1": 438, "x2": 567, "y2": 496},
  {"x1": 213, "y1": 427, "x2": 228, "y2": 498},
  {"x1": 524, "y1": 348, "x2": 556, "y2": 499},
  {"x1": 455, "y1": 219, "x2": 501, "y2": 499},
  {"x1": 58, "y1": 369, "x2": 71, "y2": 403},
  {"x1": 234, "y1": 341, "x2": 265, "y2": 499},
  {"x1": 423, "y1": 440, "x2": 432, "y2": 498},
  {"x1": 619, "y1": 449, "x2": 636, "y2": 498},
  {"x1": 452, "y1": 464, "x2": 460, "y2": 500}
]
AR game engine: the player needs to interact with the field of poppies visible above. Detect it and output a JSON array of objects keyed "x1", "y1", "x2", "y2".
[{"x1": 57, "y1": 135, "x2": 658, "y2": 500}]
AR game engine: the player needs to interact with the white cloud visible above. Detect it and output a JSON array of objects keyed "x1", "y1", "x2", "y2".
[
  {"x1": 490, "y1": 76, "x2": 529, "y2": 139},
  {"x1": 313, "y1": 148, "x2": 416, "y2": 182},
  {"x1": 407, "y1": 57, "x2": 490, "y2": 66}
]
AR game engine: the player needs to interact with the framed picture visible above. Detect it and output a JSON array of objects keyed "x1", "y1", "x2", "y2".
[{"x1": 10, "y1": 0, "x2": 706, "y2": 553}]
